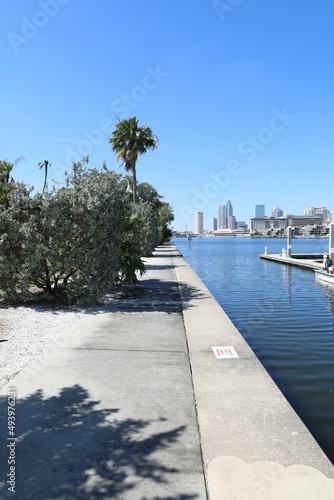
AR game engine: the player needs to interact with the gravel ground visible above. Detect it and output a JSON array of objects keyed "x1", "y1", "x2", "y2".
[
  {"x1": 0, "y1": 286, "x2": 140, "y2": 390},
  {"x1": 0, "y1": 305, "x2": 86, "y2": 389}
]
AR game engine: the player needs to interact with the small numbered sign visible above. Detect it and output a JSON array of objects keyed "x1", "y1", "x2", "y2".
[{"x1": 212, "y1": 346, "x2": 239, "y2": 359}]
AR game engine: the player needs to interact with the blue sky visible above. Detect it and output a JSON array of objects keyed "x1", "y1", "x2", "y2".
[{"x1": 1, "y1": 0, "x2": 334, "y2": 230}]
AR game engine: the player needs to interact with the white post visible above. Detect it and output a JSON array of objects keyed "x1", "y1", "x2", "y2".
[
  {"x1": 329, "y1": 223, "x2": 334, "y2": 262},
  {"x1": 287, "y1": 226, "x2": 292, "y2": 257}
]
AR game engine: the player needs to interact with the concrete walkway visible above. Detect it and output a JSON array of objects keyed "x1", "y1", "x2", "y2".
[{"x1": 1, "y1": 243, "x2": 334, "y2": 499}]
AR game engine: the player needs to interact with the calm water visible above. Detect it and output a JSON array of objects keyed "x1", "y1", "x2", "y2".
[{"x1": 173, "y1": 237, "x2": 334, "y2": 463}]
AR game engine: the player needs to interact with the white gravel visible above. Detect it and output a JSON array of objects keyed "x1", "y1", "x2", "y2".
[{"x1": 0, "y1": 305, "x2": 86, "y2": 389}]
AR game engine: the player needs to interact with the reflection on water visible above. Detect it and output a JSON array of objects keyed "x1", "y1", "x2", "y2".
[
  {"x1": 173, "y1": 237, "x2": 334, "y2": 463},
  {"x1": 317, "y1": 280, "x2": 334, "y2": 333}
]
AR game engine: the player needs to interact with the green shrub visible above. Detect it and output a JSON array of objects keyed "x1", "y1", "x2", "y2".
[{"x1": 0, "y1": 160, "x2": 129, "y2": 304}]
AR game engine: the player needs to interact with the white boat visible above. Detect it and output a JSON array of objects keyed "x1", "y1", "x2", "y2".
[{"x1": 315, "y1": 269, "x2": 334, "y2": 284}]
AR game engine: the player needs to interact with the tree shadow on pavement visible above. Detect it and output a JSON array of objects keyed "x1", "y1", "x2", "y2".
[
  {"x1": 0, "y1": 384, "x2": 202, "y2": 499},
  {"x1": 90, "y1": 280, "x2": 206, "y2": 315},
  {"x1": 144, "y1": 264, "x2": 176, "y2": 271},
  {"x1": 0, "y1": 278, "x2": 205, "y2": 318}
]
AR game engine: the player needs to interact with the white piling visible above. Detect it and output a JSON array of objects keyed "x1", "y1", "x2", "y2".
[
  {"x1": 287, "y1": 226, "x2": 292, "y2": 257},
  {"x1": 329, "y1": 223, "x2": 334, "y2": 262}
]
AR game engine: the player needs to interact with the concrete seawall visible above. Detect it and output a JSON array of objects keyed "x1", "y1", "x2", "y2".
[{"x1": 171, "y1": 243, "x2": 334, "y2": 498}]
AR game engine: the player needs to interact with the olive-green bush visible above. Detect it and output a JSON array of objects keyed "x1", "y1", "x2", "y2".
[
  {"x1": 0, "y1": 159, "x2": 174, "y2": 304},
  {"x1": 0, "y1": 160, "x2": 128, "y2": 304}
]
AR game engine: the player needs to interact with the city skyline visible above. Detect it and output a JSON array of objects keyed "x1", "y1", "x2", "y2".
[{"x1": 192, "y1": 203, "x2": 332, "y2": 232}]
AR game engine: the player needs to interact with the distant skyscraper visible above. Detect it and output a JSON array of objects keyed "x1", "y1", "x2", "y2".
[
  {"x1": 227, "y1": 215, "x2": 236, "y2": 230},
  {"x1": 304, "y1": 206, "x2": 332, "y2": 221},
  {"x1": 194, "y1": 212, "x2": 204, "y2": 234},
  {"x1": 226, "y1": 200, "x2": 233, "y2": 218},
  {"x1": 213, "y1": 217, "x2": 217, "y2": 230},
  {"x1": 255, "y1": 205, "x2": 265, "y2": 217},
  {"x1": 217, "y1": 200, "x2": 234, "y2": 229},
  {"x1": 226, "y1": 202, "x2": 235, "y2": 229},
  {"x1": 272, "y1": 205, "x2": 283, "y2": 217},
  {"x1": 217, "y1": 204, "x2": 226, "y2": 229}
]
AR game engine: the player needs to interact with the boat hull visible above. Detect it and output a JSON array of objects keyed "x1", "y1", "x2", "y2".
[{"x1": 315, "y1": 270, "x2": 334, "y2": 284}]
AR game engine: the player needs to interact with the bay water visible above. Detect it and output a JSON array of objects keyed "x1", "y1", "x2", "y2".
[{"x1": 173, "y1": 237, "x2": 334, "y2": 464}]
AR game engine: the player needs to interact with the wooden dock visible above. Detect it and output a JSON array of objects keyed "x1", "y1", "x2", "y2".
[{"x1": 260, "y1": 253, "x2": 324, "y2": 271}]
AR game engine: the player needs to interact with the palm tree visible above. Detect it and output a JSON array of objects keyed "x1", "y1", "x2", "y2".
[
  {"x1": 38, "y1": 160, "x2": 50, "y2": 193},
  {"x1": 0, "y1": 157, "x2": 24, "y2": 207},
  {"x1": 0, "y1": 160, "x2": 15, "y2": 207},
  {"x1": 109, "y1": 117, "x2": 158, "y2": 203}
]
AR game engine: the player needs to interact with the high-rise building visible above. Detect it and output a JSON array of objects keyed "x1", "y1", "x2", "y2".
[
  {"x1": 217, "y1": 204, "x2": 226, "y2": 229},
  {"x1": 226, "y1": 201, "x2": 235, "y2": 229},
  {"x1": 217, "y1": 200, "x2": 234, "y2": 229},
  {"x1": 226, "y1": 200, "x2": 233, "y2": 218},
  {"x1": 255, "y1": 205, "x2": 265, "y2": 217},
  {"x1": 272, "y1": 205, "x2": 283, "y2": 217},
  {"x1": 194, "y1": 212, "x2": 204, "y2": 234},
  {"x1": 304, "y1": 206, "x2": 332, "y2": 221},
  {"x1": 213, "y1": 217, "x2": 217, "y2": 230},
  {"x1": 227, "y1": 215, "x2": 236, "y2": 230}
]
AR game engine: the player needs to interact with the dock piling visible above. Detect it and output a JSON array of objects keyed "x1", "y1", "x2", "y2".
[
  {"x1": 330, "y1": 223, "x2": 334, "y2": 262},
  {"x1": 287, "y1": 226, "x2": 292, "y2": 257}
]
